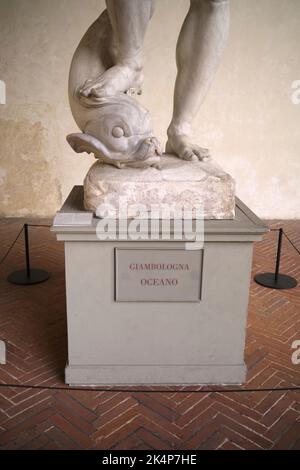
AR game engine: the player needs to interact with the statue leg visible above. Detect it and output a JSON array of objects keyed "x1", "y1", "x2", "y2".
[
  {"x1": 166, "y1": 0, "x2": 230, "y2": 161},
  {"x1": 80, "y1": 0, "x2": 155, "y2": 98}
]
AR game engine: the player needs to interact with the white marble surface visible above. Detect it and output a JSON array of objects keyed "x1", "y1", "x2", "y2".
[{"x1": 84, "y1": 154, "x2": 235, "y2": 219}]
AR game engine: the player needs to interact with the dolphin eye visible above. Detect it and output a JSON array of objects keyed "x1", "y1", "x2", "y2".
[{"x1": 112, "y1": 126, "x2": 124, "y2": 138}]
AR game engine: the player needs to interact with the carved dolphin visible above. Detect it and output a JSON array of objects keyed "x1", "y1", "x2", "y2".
[{"x1": 67, "y1": 11, "x2": 161, "y2": 169}]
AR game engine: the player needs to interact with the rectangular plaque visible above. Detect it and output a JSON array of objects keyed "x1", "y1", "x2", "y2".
[{"x1": 115, "y1": 249, "x2": 203, "y2": 302}]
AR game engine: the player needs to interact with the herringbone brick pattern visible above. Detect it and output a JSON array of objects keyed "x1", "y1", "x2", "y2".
[{"x1": 0, "y1": 218, "x2": 299, "y2": 450}]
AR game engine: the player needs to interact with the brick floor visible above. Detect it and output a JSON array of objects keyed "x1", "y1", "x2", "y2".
[{"x1": 0, "y1": 218, "x2": 299, "y2": 450}]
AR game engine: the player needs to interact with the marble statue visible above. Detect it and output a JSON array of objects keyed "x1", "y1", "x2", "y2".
[
  {"x1": 67, "y1": 0, "x2": 235, "y2": 219},
  {"x1": 67, "y1": 0, "x2": 230, "y2": 166}
]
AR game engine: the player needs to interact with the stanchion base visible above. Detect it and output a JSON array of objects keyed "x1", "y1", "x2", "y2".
[
  {"x1": 7, "y1": 269, "x2": 50, "y2": 285},
  {"x1": 254, "y1": 272, "x2": 297, "y2": 289}
]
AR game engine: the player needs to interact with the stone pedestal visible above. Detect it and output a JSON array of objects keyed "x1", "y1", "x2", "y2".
[
  {"x1": 84, "y1": 155, "x2": 235, "y2": 219},
  {"x1": 52, "y1": 186, "x2": 268, "y2": 385}
]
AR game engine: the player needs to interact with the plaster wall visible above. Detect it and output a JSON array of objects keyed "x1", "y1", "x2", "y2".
[{"x1": 0, "y1": 0, "x2": 299, "y2": 218}]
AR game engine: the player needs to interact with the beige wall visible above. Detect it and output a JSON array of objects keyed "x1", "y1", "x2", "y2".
[{"x1": 0, "y1": 0, "x2": 299, "y2": 218}]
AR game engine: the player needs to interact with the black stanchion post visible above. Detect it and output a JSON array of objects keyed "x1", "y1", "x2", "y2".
[
  {"x1": 274, "y1": 227, "x2": 283, "y2": 282},
  {"x1": 7, "y1": 224, "x2": 50, "y2": 285},
  {"x1": 24, "y1": 223, "x2": 31, "y2": 278},
  {"x1": 254, "y1": 227, "x2": 297, "y2": 290}
]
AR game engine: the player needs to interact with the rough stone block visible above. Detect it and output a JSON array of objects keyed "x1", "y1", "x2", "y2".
[{"x1": 84, "y1": 154, "x2": 235, "y2": 219}]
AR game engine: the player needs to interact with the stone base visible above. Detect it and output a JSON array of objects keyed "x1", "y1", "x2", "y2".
[
  {"x1": 52, "y1": 187, "x2": 268, "y2": 386},
  {"x1": 84, "y1": 154, "x2": 235, "y2": 219},
  {"x1": 65, "y1": 363, "x2": 246, "y2": 385}
]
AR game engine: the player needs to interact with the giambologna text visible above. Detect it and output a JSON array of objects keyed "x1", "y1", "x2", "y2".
[
  {"x1": 129, "y1": 263, "x2": 189, "y2": 271},
  {"x1": 130, "y1": 262, "x2": 190, "y2": 287}
]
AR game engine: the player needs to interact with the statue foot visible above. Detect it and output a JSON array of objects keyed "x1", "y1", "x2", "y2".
[
  {"x1": 79, "y1": 64, "x2": 144, "y2": 98},
  {"x1": 165, "y1": 134, "x2": 210, "y2": 162}
]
